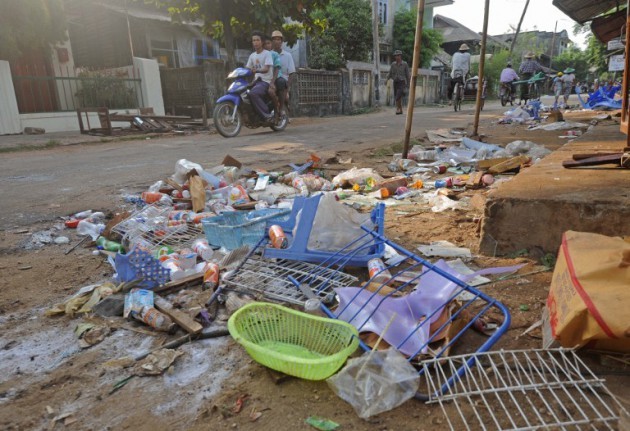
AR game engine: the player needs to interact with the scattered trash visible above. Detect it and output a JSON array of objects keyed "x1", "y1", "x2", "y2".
[
  {"x1": 132, "y1": 348, "x2": 184, "y2": 376},
  {"x1": 305, "y1": 416, "x2": 340, "y2": 431},
  {"x1": 417, "y1": 240, "x2": 472, "y2": 259}
]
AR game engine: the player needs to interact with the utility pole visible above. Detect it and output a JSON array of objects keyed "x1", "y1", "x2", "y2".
[
  {"x1": 402, "y1": 0, "x2": 425, "y2": 159},
  {"x1": 473, "y1": 0, "x2": 490, "y2": 137},
  {"x1": 509, "y1": 0, "x2": 530, "y2": 56},
  {"x1": 549, "y1": 20, "x2": 558, "y2": 71},
  {"x1": 371, "y1": 0, "x2": 381, "y2": 105}
]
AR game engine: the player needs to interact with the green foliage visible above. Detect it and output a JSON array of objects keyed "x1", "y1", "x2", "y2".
[
  {"x1": 75, "y1": 70, "x2": 137, "y2": 109},
  {"x1": 149, "y1": 0, "x2": 328, "y2": 48},
  {"x1": 0, "y1": 0, "x2": 67, "y2": 60},
  {"x1": 551, "y1": 46, "x2": 590, "y2": 79},
  {"x1": 481, "y1": 50, "x2": 512, "y2": 96},
  {"x1": 584, "y1": 34, "x2": 608, "y2": 77},
  {"x1": 392, "y1": 9, "x2": 443, "y2": 68},
  {"x1": 307, "y1": 0, "x2": 373, "y2": 70}
]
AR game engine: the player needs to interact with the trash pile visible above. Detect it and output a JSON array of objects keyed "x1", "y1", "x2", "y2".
[{"x1": 44, "y1": 149, "x2": 628, "y2": 426}]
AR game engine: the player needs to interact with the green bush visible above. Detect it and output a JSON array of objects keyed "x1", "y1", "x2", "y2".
[{"x1": 75, "y1": 70, "x2": 137, "y2": 109}]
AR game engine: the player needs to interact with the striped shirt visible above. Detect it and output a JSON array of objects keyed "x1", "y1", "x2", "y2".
[{"x1": 519, "y1": 59, "x2": 542, "y2": 75}]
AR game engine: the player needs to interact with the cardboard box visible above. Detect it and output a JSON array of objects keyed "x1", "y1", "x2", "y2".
[{"x1": 545, "y1": 231, "x2": 630, "y2": 352}]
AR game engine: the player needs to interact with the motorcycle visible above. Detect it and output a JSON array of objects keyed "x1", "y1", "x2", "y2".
[
  {"x1": 213, "y1": 67, "x2": 287, "y2": 138},
  {"x1": 499, "y1": 81, "x2": 515, "y2": 106}
]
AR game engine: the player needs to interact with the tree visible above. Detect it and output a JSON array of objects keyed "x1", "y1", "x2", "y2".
[
  {"x1": 584, "y1": 34, "x2": 608, "y2": 78},
  {"x1": 148, "y1": 0, "x2": 330, "y2": 69},
  {"x1": 552, "y1": 46, "x2": 590, "y2": 80},
  {"x1": 0, "y1": 0, "x2": 67, "y2": 61},
  {"x1": 481, "y1": 49, "x2": 511, "y2": 96},
  {"x1": 392, "y1": 9, "x2": 442, "y2": 68},
  {"x1": 307, "y1": 0, "x2": 373, "y2": 70}
]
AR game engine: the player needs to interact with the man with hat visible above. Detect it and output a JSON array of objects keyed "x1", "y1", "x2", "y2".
[
  {"x1": 518, "y1": 51, "x2": 543, "y2": 104},
  {"x1": 271, "y1": 30, "x2": 296, "y2": 119},
  {"x1": 387, "y1": 50, "x2": 410, "y2": 114},
  {"x1": 561, "y1": 67, "x2": 576, "y2": 106},
  {"x1": 448, "y1": 43, "x2": 471, "y2": 103}
]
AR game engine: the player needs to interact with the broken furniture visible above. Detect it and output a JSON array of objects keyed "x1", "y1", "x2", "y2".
[
  {"x1": 420, "y1": 349, "x2": 628, "y2": 430},
  {"x1": 76, "y1": 107, "x2": 192, "y2": 136},
  {"x1": 262, "y1": 195, "x2": 386, "y2": 266}
]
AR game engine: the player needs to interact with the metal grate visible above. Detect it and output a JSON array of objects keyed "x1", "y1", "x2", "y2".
[
  {"x1": 225, "y1": 254, "x2": 357, "y2": 305},
  {"x1": 420, "y1": 349, "x2": 628, "y2": 431},
  {"x1": 111, "y1": 204, "x2": 205, "y2": 255},
  {"x1": 298, "y1": 70, "x2": 341, "y2": 104}
]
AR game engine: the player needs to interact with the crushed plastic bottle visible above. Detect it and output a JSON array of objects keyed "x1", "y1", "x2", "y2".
[{"x1": 76, "y1": 220, "x2": 105, "y2": 240}]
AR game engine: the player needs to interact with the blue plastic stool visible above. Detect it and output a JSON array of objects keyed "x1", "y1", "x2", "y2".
[{"x1": 263, "y1": 195, "x2": 385, "y2": 266}]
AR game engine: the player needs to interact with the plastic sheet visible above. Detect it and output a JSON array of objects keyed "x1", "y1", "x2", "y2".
[{"x1": 327, "y1": 348, "x2": 420, "y2": 419}]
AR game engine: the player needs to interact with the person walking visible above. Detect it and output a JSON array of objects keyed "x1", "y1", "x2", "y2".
[
  {"x1": 245, "y1": 31, "x2": 274, "y2": 122},
  {"x1": 552, "y1": 72, "x2": 564, "y2": 108},
  {"x1": 387, "y1": 50, "x2": 410, "y2": 115},
  {"x1": 518, "y1": 51, "x2": 543, "y2": 104},
  {"x1": 562, "y1": 67, "x2": 576, "y2": 106}
]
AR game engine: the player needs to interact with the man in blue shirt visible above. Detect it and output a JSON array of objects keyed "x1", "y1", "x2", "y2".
[{"x1": 271, "y1": 30, "x2": 296, "y2": 119}]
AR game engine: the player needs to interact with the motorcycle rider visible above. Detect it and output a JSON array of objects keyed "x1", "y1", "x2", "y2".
[
  {"x1": 246, "y1": 31, "x2": 275, "y2": 122},
  {"x1": 499, "y1": 62, "x2": 519, "y2": 100}
]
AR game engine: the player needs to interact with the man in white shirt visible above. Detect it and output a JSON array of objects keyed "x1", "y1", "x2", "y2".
[
  {"x1": 271, "y1": 30, "x2": 296, "y2": 117},
  {"x1": 448, "y1": 43, "x2": 471, "y2": 101},
  {"x1": 246, "y1": 31, "x2": 274, "y2": 122}
]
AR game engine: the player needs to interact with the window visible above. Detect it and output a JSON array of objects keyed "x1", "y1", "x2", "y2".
[
  {"x1": 194, "y1": 39, "x2": 217, "y2": 65},
  {"x1": 378, "y1": 1, "x2": 388, "y2": 25},
  {"x1": 151, "y1": 39, "x2": 180, "y2": 68}
]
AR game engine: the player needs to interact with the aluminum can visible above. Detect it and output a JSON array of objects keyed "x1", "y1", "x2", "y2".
[
  {"x1": 367, "y1": 258, "x2": 392, "y2": 283},
  {"x1": 432, "y1": 165, "x2": 447, "y2": 174},
  {"x1": 268, "y1": 225, "x2": 288, "y2": 249},
  {"x1": 202, "y1": 262, "x2": 220, "y2": 290}
]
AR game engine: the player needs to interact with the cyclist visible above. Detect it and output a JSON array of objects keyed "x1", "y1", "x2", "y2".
[
  {"x1": 499, "y1": 62, "x2": 519, "y2": 101},
  {"x1": 518, "y1": 52, "x2": 543, "y2": 104},
  {"x1": 448, "y1": 43, "x2": 471, "y2": 104}
]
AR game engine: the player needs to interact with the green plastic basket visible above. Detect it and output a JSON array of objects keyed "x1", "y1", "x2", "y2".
[{"x1": 227, "y1": 302, "x2": 359, "y2": 380}]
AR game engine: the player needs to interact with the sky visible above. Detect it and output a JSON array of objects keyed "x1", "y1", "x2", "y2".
[{"x1": 435, "y1": 0, "x2": 588, "y2": 49}]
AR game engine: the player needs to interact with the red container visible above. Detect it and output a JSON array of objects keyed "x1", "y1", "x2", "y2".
[{"x1": 268, "y1": 225, "x2": 288, "y2": 249}]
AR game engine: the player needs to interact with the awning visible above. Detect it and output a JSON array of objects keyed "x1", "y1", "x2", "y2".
[
  {"x1": 552, "y1": 0, "x2": 625, "y2": 24},
  {"x1": 591, "y1": 8, "x2": 627, "y2": 43}
]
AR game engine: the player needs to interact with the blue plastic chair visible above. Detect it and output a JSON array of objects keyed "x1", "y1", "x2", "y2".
[{"x1": 263, "y1": 194, "x2": 386, "y2": 266}]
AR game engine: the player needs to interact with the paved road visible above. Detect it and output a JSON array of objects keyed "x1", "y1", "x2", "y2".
[{"x1": 0, "y1": 102, "x2": 505, "y2": 229}]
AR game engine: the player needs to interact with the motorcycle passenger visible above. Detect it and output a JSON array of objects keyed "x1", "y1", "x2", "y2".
[
  {"x1": 518, "y1": 51, "x2": 543, "y2": 104},
  {"x1": 271, "y1": 30, "x2": 296, "y2": 120},
  {"x1": 263, "y1": 35, "x2": 282, "y2": 122},
  {"x1": 448, "y1": 43, "x2": 471, "y2": 104},
  {"x1": 246, "y1": 31, "x2": 275, "y2": 122},
  {"x1": 499, "y1": 62, "x2": 519, "y2": 100}
]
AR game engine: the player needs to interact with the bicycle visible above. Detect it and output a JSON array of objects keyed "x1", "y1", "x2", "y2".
[{"x1": 451, "y1": 71, "x2": 464, "y2": 112}]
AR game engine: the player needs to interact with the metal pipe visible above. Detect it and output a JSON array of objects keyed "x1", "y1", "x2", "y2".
[{"x1": 402, "y1": 0, "x2": 425, "y2": 159}]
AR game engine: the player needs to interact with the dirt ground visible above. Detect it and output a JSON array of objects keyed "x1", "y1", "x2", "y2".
[{"x1": 1, "y1": 108, "x2": 628, "y2": 431}]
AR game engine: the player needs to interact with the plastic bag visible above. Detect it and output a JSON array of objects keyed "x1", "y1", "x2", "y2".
[
  {"x1": 172, "y1": 159, "x2": 203, "y2": 185},
  {"x1": 331, "y1": 168, "x2": 384, "y2": 188},
  {"x1": 302, "y1": 193, "x2": 373, "y2": 252},
  {"x1": 327, "y1": 348, "x2": 420, "y2": 419}
]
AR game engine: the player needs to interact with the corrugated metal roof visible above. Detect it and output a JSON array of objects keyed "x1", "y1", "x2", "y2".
[
  {"x1": 591, "y1": 8, "x2": 627, "y2": 43},
  {"x1": 552, "y1": 0, "x2": 625, "y2": 24}
]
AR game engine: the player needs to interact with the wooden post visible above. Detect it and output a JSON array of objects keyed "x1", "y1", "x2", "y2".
[
  {"x1": 402, "y1": 0, "x2": 425, "y2": 159},
  {"x1": 371, "y1": 0, "x2": 381, "y2": 105},
  {"x1": 473, "y1": 0, "x2": 490, "y2": 137}
]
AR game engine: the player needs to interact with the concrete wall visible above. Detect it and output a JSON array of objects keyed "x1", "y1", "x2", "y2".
[
  {"x1": 20, "y1": 110, "x2": 145, "y2": 133},
  {"x1": 133, "y1": 57, "x2": 165, "y2": 115},
  {"x1": 0, "y1": 61, "x2": 21, "y2": 135}
]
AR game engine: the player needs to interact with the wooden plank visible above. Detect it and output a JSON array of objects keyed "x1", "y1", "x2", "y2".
[
  {"x1": 487, "y1": 155, "x2": 530, "y2": 174},
  {"x1": 572, "y1": 152, "x2": 623, "y2": 161},
  {"x1": 154, "y1": 296, "x2": 203, "y2": 334},
  {"x1": 562, "y1": 154, "x2": 623, "y2": 168},
  {"x1": 477, "y1": 157, "x2": 512, "y2": 170}
]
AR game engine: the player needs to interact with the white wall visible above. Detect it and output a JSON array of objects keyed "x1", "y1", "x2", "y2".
[
  {"x1": 0, "y1": 61, "x2": 21, "y2": 135},
  {"x1": 133, "y1": 57, "x2": 165, "y2": 115},
  {"x1": 20, "y1": 111, "x2": 141, "y2": 133}
]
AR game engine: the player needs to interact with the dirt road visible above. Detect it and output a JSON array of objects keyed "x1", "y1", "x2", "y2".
[{"x1": 0, "y1": 103, "x2": 502, "y2": 229}]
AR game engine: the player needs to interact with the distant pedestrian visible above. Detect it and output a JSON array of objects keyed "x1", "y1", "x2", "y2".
[
  {"x1": 562, "y1": 67, "x2": 576, "y2": 105},
  {"x1": 518, "y1": 51, "x2": 543, "y2": 104},
  {"x1": 552, "y1": 72, "x2": 563, "y2": 108},
  {"x1": 387, "y1": 50, "x2": 410, "y2": 115}
]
